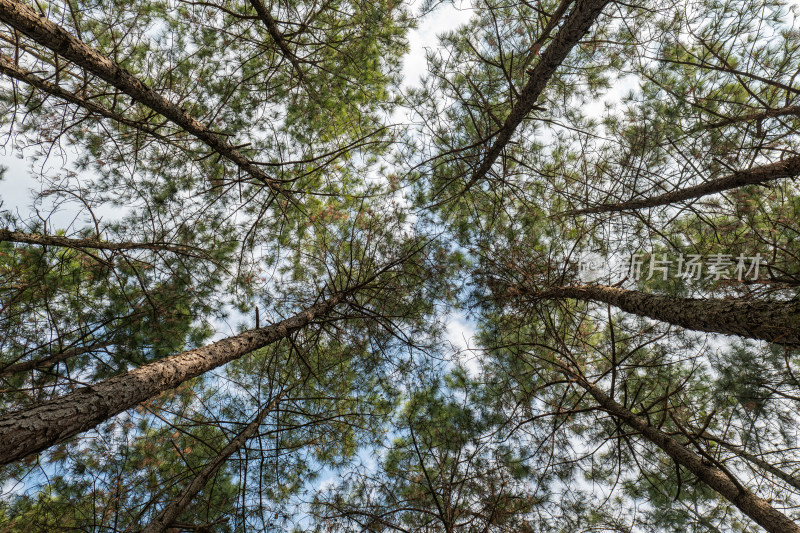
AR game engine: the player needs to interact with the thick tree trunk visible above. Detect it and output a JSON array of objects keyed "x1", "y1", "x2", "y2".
[
  {"x1": 0, "y1": 294, "x2": 343, "y2": 465},
  {"x1": 0, "y1": 0, "x2": 287, "y2": 196},
  {"x1": 532, "y1": 285, "x2": 800, "y2": 346},
  {"x1": 449, "y1": 0, "x2": 611, "y2": 199},
  {"x1": 561, "y1": 366, "x2": 800, "y2": 533},
  {"x1": 138, "y1": 391, "x2": 287, "y2": 533},
  {"x1": 568, "y1": 156, "x2": 800, "y2": 214},
  {"x1": 534, "y1": 284, "x2": 800, "y2": 346}
]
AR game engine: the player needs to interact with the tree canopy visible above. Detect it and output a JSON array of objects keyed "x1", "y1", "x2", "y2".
[{"x1": 1, "y1": 0, "x2": 800, "y2": 531}]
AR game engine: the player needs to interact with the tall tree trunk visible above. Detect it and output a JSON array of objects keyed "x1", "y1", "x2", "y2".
[
  {"x1": 138, "y1": 390, "x2": 287, "y2": 533},
  {"x1": 0, "y1": 293, "x2": 344, "y2": 466},
  {"x1": 0, "y1": 0, "x2": 288, "y2": 196},
  {"x1": 532, "y1": 284, "x2": 800, "y2": 345},
  {"x1": 441, "y1": 0, "x2": 611, "y2": 201},
  {"x1": 557, "y1": 363, "x2": 800, "y2": 533},
  {"x1": 567, "y1": 156, "x2": 800, "y2": 214}
]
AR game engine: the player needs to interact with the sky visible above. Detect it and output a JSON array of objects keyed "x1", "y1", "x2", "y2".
[
  {"x1": 403, "y1": 0, "x2": 473, "y2": 86},
  {"x1": 0, "y1": 146, "x2": 44, "y2": 221},
  {"x1": 401, "y1": 1, "x2": 482, "y2": 374}
]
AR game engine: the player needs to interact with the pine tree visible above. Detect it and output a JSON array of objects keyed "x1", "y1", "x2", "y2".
[{"x1": 2, "y1": 0, "x2": 800, "y2": 531}]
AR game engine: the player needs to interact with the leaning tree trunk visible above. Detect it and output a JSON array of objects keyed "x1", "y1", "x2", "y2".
[
  {"x1": 533, "y1": 284, "x2": 800, "y2": 346},
  {"x1": 247, "y1": 0, "x2": 308, "y2": 86},
  {"x1": 567, "y1": 155, "x2": 800, "y2": 214},
  {"x1": 0, "y1": 293, "x2": 344, "y2": 466},
  {"x1": 443, "y1": 0, "x2": 612, "y2": 200},
  {"x1": 556, "y1": 362, "x2": 800, "y2": 533},
  {"x1": 138, "y1": 390, "x2": 287, "y2": 533},
  {"x1": 0, "y1": 0, "x2": 287, "y2": 196}
]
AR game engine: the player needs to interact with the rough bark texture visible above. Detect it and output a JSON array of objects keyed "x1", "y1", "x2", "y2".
[
  {"x1": 0, "y1": 294, "x2": 343, "y2": 465},
  {"x1": 455, "y1": 0, "x2": 611, "y2": 197},
  {"x1": 0, "y1": 228, "x2": 203, "y2": 257},
  {"x1": 139, "y1": 391, "x2": 286, "y2": 533},
  {"x1": 0, "y1": 0, "x2": 288, "y2": 196},
  {"x1": 535, "y1": 285, "x2": 800, "y2": 346},
  {"x1": 568, "y1": 371, "x2": 800, "y2": 533},
  {"x1": 569, "y1": 155, "x2": 800, "y2": 214}
]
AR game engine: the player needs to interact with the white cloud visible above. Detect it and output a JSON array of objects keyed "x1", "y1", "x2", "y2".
[
  {"x1": 445, "y1": 312, "x2": 481, "y2": 377},
  {"x1": 402, "y1": 1, "x2": 474, "y2": 89}
]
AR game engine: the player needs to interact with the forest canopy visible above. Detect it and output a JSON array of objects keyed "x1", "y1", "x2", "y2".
[{"x1": 1, "y1": 0, "x2": 800, "y2": 531}]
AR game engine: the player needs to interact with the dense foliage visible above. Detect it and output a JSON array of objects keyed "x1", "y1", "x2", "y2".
[{"x1": 1, "y1": 0, "x2": 799, "y2": 531}]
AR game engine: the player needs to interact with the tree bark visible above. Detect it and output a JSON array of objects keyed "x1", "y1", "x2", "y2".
[
  {"x1": 533, "y1": 284, "x2": 800, "y2": 346},
  {"x1": 0, "y1": 228, "x2": 205, "y2": 257},
  {"x1": 699, "y1": 105, "x2": 800, "y2": 131},
  {"x1": 0, "y1": 293, "x2": 344, "y2": 466},
  {"x1": 451, "y1": 0, "x2": 611, "y2": 199},
  {"x1": 248, "y1": 0, "x2": 309, "y2": 88},
  {"x1": 138, "y1": 391, "x2": 287, "y2": 533},
  {"x1": 0, "y1": 0, "x2": 288, "y2": 196},
  {"x1": 559, "y1": 365, "x2": 800, "y2": 533},
  {"x1": 567, "y1": 156, "x2": 800, "y2": 214}
]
